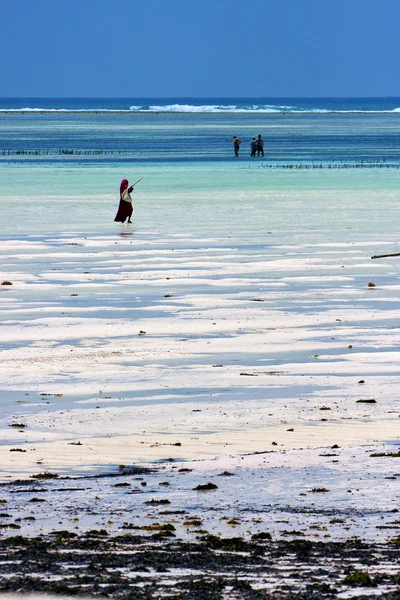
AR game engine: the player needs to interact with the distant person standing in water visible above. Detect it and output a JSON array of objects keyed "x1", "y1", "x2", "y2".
[
  {"x1": 233, "y1": 136, "x2": 241, "y2": 157},
  {"x1": 250, "y1": 137, "x2": 257, "y2": 157},
  {"x1": 256, "y1": 134, "x2": 264, "y2": 157},
  {"x1": 114, "y1": 179, "x2": 134, "y2": 223}
]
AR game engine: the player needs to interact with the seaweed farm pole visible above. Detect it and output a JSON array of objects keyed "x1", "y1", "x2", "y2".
[{"x1": 371, "y1": 253, "x2": 400, "y2": 259}]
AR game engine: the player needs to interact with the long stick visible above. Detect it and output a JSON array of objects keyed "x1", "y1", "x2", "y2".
[
  {"x1": 131, "y1": 177, "x2": 143, "y2": 188},
  {"x1": 371, "y1": 252, "x2": 400, "y2": 259}
]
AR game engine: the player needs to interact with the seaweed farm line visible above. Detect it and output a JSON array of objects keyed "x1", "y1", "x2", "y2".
[{"x1": 0, "y1": 148, "x2": 398, "y2": 169}]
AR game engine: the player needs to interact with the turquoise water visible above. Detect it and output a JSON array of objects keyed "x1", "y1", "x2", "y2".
[
  {"x1": 1, "y1": 162, "x2": 399, "y2": 243},
  {"x1": 0, "y1": 107, "x2": 399, "y2": 242}
]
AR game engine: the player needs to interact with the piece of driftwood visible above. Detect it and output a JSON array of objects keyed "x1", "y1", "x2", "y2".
[{"x1": 371, "y1": 252, "x2": 400, "y2": 259}]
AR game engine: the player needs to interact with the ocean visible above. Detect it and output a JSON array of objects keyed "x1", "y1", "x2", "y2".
[
  {"x1": 1, "y1": 97, "x2": 400, "y2": 594},
  {"x1": 0, "y1": 98, "x2": 399, "y2": 477},
  {"x1": 0, "y1": 97, "x2": 399, "y2": 238}
]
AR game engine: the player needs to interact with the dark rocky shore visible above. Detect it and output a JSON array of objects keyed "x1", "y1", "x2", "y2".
[{"x1": 0, "y1": 532, "x2": 399, "y2": 599}]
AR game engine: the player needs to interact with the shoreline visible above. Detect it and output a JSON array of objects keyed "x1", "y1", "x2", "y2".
[{"x1": 0, "y1": 443, "x2": 399, "y2": 598}]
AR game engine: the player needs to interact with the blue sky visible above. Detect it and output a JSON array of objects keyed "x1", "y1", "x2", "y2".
[{"x1": 0, "y1": 0, "x2": 399, "y2": 97}]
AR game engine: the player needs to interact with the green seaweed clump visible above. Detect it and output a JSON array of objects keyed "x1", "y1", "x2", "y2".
[
  {"x1": 342, "y1": 571, "x2": 374, "y2": 587},
  {"x1": 251, "y1": 532, "x2": 272, "y2": 541},
  {"x1": 31, "y1": 472, "x2": 59, "y2": 479},
  {"x1": 200, "y1": 534, "x2": 249, "y2": 552},
  {"x1": 85, "y1": 529, "x2": 109, "y2": 537},
  {"x1": 184, "y1": 519, "x2": 203, "y2": 527}
]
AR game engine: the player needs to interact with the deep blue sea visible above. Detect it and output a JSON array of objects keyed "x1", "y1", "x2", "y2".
[{"x1": 0, "y1": 97, "x2": 399, "y2": 165}]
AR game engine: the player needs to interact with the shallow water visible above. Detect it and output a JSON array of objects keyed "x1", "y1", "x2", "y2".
[{"x1": 0, "y1": 107, "x2": 399, "y2": 478}]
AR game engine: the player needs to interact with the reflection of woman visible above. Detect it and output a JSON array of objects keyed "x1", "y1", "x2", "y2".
[{"x1": 114, "y1": 179, "x2": 134, "y2": 223}]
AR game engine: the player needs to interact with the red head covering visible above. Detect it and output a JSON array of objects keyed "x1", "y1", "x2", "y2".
[{"x1": 120, "y1": 179, "x2": 129, "y2": 196}]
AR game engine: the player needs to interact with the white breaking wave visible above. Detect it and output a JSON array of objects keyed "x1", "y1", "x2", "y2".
[
  {"x1": 1, "y1": 105, "x2": 399, "y2": 114},
  {"x1": 0, "y1": 107, "x2": 123, "y2": 113}
]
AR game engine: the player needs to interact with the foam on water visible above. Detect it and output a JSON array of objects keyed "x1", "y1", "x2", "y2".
[{"x1": 0, "y1": 96, "x2": 400, "y2": 113}]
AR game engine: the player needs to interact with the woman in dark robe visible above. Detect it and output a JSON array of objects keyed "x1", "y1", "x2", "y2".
[{"x1": 114, "y1": 179, "x2": 134, "y2": 223}]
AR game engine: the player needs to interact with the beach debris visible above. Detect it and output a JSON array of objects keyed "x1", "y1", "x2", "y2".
[
  {"x1": 9, "y1": 423, "x2": 26, "y2": 428},
  {"x1": 29, "y1": 498, "x2": 47, "y2": 502},
  {"x1": 272, "y1": 442, "x2": 278, "y2": 446},
  {"x1": 160, "y1": 510, "x2": 187, "y2": 515},
  {"x1": 371, "y1": 252, "x2": 400, "y2": 259},
  {"x1": 139, "y1": 330, "x2": 146, "y2": 334},
  {"x1": 178, "y1": 468, "x2": 192, "y2": 472},
  {"x1": 68, "y1": 441, "x2": 83, "y2": 445},
  {"x1": 49, "y1": 530, "x2": 77, "y2": 539},
  {"x1": 311, "y1": 488, "x2": 330, "y2": 493},
  {"x1": 287, "y1": 428, "x2": 294, "y2": 432},
  {"x1": 370, "y1": 452, "x2": 400, "y2": 458},
  {"x1": 240, "y1": 372, "x2": 257, "y2": 376},
  {"x1": 193, "y1": 483, "x2": 218, "y2": 491},
  {"x1": 251, "y1": 298, "x2": 264, "y2": 302},
  {"x1": 319, "y1": 406, "x2": 331, "y2": 410},
  {"x1": 348, "y1": 344, "x2": 353, "y2": 348},
  {"x1": 213, "y1": 364, "x2": 223, "y2": 367},
  {"x1": 164, "y1": 294, "x2": 173, "y2": 297},
  {"x1": 1, "y1": 281, "x2": 12, "y2": 285},
  {"x1": 319, "y1": 453, "x2": 338, "y2": 457},
  {"x1": 145, "y1": 499, "x2": 171, "y2": 505},
  {"x1": 252, "y1": 532, "x2": 272, "y2": 541},
  {"x1": 71, "y1": 293, "x2": 78, "y2": 296},
  {"x1": 9, "y1": 448, "x2": 26, "y2": 452},
  {"x1": 356, "y1": 399, "x2": 376, "y2": 403},
  {"x1": 159, "y1": 481, "x2": 170, "y2": 487},
  {"x1": 226, "y1": 518, "x2": 240, "y2": 525},
  {"x1": 117, "y1": 465, "x2": 153, "y2": 475},
  {"x1": 367, "y1": 282, "x2": 376, "y2": 287},
  {"x1": 358, "y1": 379, "x2": 365, "y2": 383},
  {"x1": 217, "y1": 471, "x2": 234, "y2": 476}
]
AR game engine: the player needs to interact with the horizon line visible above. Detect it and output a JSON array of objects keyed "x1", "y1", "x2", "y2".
[{"x1": 1, "y1": 95, "x2": 400, "y2": 100}]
